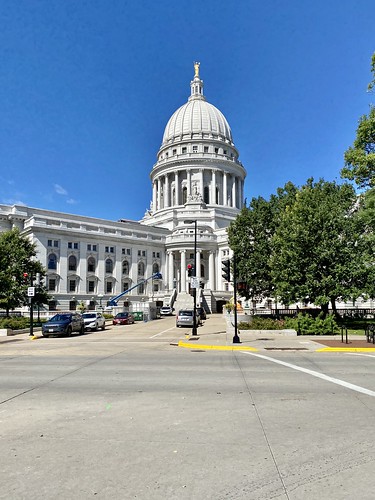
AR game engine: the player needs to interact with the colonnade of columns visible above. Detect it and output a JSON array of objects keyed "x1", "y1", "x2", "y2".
[
  {"x1": 165, "y1": 249, "x2": 226, "y2": 293},
  {"x1": 152, "y1": 168, "x2": 244, "y2": 211}
]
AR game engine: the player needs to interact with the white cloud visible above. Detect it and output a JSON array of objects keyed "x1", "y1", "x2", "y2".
[
  {"x1": 54, "y1": 184, "x2": 68, "y2": 195},
  {"x1": 66, "y1": 198, "x2": 78, "y2": 205},
  {"x1": 2, "y1": 198, "x2": 27, "y2": 206}
]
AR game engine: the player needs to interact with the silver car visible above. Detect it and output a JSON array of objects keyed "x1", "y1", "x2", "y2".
[
  {"x1": 176, "y1": 309, "x2": 199, "y2": 328},
  {"x1": 82, "y1": 312, "x2": 106, "y2": 331}
]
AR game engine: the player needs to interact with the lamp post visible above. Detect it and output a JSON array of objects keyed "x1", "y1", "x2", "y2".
[
  {"x1": 184, "y1": 220, "x2": 198, "y2": 336},
  {"x1": 98, "y1": 293, "x2": 103, "y2": 310}
]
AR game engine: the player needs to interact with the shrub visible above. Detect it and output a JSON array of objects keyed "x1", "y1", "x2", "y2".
[
  {"x1": 0, "y1": 317, "x2": 29, "y2": 330},
  {"x1": 285, "y1": 313, "x2": 338, "y2": 335},
  {"x1": 239, "y1": 316, "x2": 286, "y2": 330},
  {"x1": 103, "y1": 313, "x2": 113, "y2": 320}
]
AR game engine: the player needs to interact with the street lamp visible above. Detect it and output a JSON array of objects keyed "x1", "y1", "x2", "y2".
[{"x1": 184, "y1": 219, "x2": 198, "y2": 336}]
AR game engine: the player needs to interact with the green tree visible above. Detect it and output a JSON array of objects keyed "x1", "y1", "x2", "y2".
[
  {"x1": 270, "y1": 179, "x2": 370, "y2": 315},
  {"x1": 0, "y1": 229, "x2": 47, "y2": 316},
  {"x1": 341, "y1": 53, "x2": 375, "y2": 188},
  {"x1": 227, "y1": 182, "x2": 297, "y2": 301}
]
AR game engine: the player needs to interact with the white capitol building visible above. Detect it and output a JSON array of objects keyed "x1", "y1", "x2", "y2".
[{"x1": 0, "y1": 63, "x2": 247, "y2": 315}]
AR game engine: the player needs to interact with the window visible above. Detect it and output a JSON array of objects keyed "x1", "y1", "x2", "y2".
[
  {"x1": 105, "y1": 246, "x2": 114, "y2": 253},
  {"x1": 74, "y1": 242, "x2": 78, "y2": 250},
  {"x1": 48, "y1": 278, "x2": 56, "y2": 292},
  {"x1": 152, "y1": 263, "x2": 160, "y2": 274},
  {"x1": 223, "y1": 150, "x2": 227, "y2": 155},
  {"x1": 68, "y1": 242, "x2": 79, "y2": 249},
  {"x1": 69, "y1": 280, "x2": 76, "y2": 292},
  {"x1": 54, "y1": 240, "x2": 59, "y2": 247},
  {"x1": 201, "y1": 264, "x2": 205, "y2": 278},
  {"x1": 87, "y1": 257, "x2": 96, "y2": 273},
  {"x1": 172, "y1": 149, "x2": 177, "y2": 155},
  {"x1": 152, "y1": 252, "x2": 160, "y2": 258},
  {"x1": 165, "y1": 152, "x2": 169, "y2": 158},
  {"x1": 87, "y1": 244, "x2": 92, "y2": 251},
  {"x1": 192, "y1": 145, "x2": 198, "y2": 153},
  {"x1": 48, "y1": 254, "x2": 57, "y2": 270},
  {"x1": 68, "y1": 242, "x2": 72, "y2": 249},
  {"x1": 122, "y1": 248, "x2": 131, "y2": 255},
  {"x1": 214, "y1": 147, "x2": 219, "y2": 154},
  {"x1": 204, "y1": 146, "x2": 209, "y2": 153},
  {"x1": 88, "y1": 281, "x2": 95, "y2": 293},
  {"x1": 93, "y1": 244, "x2": 97, "y2": 252},
  {"x1": 182, "y1": 147, "x2": 187, "y2": 154},
  {"x1": 137, "y1": 250, "x2": 146, "y2": 257},
  {"x1": 182, "y1": 187, "x2": 187, "y2": 204},
  {"x1": 68, "y1": 255, "x2": 77, "y2": 272},
  {"x1": 138, "y1": 261, "x2": 145, "y2": 276},
  {"x1": 48, "y1": 239, "x2": 52, "y2": 247},
  {"x1": 69, "y1": 300, "x2": 76, "y2": 311},
  {"x1": 122, "y1": 281, "x2": 130, "y2": 292},
  {"x1": 105, "y1": 259, "x2": 113, "y2": 274},
  {"x1": 122, "y1": 260, "x2": 129, "y2": 275},
  {"x1": 106, "y1": 281, "x2": 113, "y2": 293},
  {"x1": 204, "y1": 186, "x2": 210, "y2": 204},
  {"x1": 138, "y1": 283, "x2": 144, "y2": 294}
]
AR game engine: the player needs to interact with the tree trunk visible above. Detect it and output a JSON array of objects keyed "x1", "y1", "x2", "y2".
[
  {"x1": 330, "y1": 298, "x2": 340, "y2": 320},
  {"x1": 320, "y1": 303, "x2": 329, "y2": 318}
]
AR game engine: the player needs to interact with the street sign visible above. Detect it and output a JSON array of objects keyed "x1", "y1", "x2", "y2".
[
  {"x1": 27, "y1": 287, "x2": 35, "y2": 297},
  {"x1": 191, "y1": 277, "x2": 199, "y2": 289}
]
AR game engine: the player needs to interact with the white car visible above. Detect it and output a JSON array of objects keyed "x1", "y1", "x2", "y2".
[
  {"x1": 160, "y1": 306, "x2": 173, "y2": 316},
  {"x1": 82, "y1": 312, "x2": 106, "y2": 331}
]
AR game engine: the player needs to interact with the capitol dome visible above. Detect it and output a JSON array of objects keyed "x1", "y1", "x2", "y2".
[{"x1": 161, "y1": 64, "x2": 234, "y2": 147}]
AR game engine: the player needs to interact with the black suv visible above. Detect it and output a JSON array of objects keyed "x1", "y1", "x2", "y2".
[{"x1": 42, "y1": 313, "x2": 84, "y2": 337}]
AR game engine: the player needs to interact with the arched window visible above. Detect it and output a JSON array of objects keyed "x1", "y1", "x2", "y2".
[
  {"x1": 138, "y1": 261, "x2": 145, "y2": 276},
  {"x1": 122, "y1": 260, "x2": 129, "y2": 275},
  {"x1": 87, "y1": 256, "x2": 96, "y2": 273},
  {"x1": 152, "y1": 262, "x2": 159, "y2": 274},
  {"x1": 105, "y1": 259, "x2": 113, "y2": 274},
  {"x1": 182, "y1": 187, "x2": 187, "y2": 204},
  {"x1": 68, "y1": 255, "x2": 77, "y2": 272},
  {"x1": 138, "y1": 283, "x2": 144, "y2": 294},
  {"x1": 204, "y1": 186, "x2": 210, "y2": 204},
  {"x1": 48, "y1": 253, "x2": 57, "y2": 270}
]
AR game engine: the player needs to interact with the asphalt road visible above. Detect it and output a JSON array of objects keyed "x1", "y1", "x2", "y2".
[{"x1": 1, "y1": 316, "x2": 375, "y2": 499}]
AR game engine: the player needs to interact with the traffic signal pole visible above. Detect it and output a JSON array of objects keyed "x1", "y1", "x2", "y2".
[
  {"x1": 232, "y1": 255, "x2": 240, "y2": 344},
  {"x1": 29, "y1": 274, "x2": 34, "y2": 337},
  {"x1": 192, "y1": 220, "x2": 198, "y2": 336}
]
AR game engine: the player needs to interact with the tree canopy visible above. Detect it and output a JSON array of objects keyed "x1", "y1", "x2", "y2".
[{"x1": 0, "y1": 229, "x2": 47, "y2": 316}]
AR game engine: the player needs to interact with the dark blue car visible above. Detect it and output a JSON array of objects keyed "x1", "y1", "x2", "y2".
[{"x1": 42, "y1": 313, "x2": 84, "y2": 337}]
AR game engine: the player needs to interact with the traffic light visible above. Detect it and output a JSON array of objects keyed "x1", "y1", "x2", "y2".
[
  {"x1": 23, "y1": 273, "x2": 29, "y2": 284},
  {"x1": 222, "y1": 259, "x2": 231, "y2": 282},
  {"x1": 187, "y1": 264, "x2": 194, "y2": 277}
]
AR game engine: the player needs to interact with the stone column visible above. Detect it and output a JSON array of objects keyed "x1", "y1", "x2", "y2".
[
  {"x1": 187, "y1": 169, "x2": 192, "y2": 197},
  {"x1": 165, "y1": 174, "x2": 170, "y2": 208},
  {"x1": 196, "y1": 250, "x2": 201, "y2": 279},
  {"x1": 211, "y1": 170, "x2": 216, "y2": 204},
  {"x1": 232, "y1": 176, "x2": 237, "y2": 208},
  {"x1": 157, "y1": 178, "x2": 161, "y2": 211},
  {"x1": 168, "y1": 251, "x2": 174, "y2": 291},
  {"x1": 199, "y1": 169, "x2": 204, "y2": 198},
  {"x1": 209, "y1": 251, "x2": 215, "y2": 290},
  {"x1": 223, "y1": 172, "x2": 228, "y2": 206},
  {"x1": 180, "y1": 250, "x2": 186, "y2": 292},
  {"x1": 175, "y1": 171, "x2": 179, "y2": 205},
  {"x1": 152, "y1": 181, "x2": 157, "y2": 211}
]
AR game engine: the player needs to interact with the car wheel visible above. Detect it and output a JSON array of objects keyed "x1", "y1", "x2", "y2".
[{"x1": 66, "y1": 326, "x2": 72, "y2": 337}]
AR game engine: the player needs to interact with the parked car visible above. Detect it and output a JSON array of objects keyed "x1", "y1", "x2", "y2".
[
  {"x1": 160, "y1": 306, "x2": 173, "y2": 316},
  {"x1": 42, "y1": 313, "x2": 84, "y2": 337},
  {"x1": 82, "y1": 312, "x2": 106, "y2": 331},
  {"x1": 176, "y1": 309, "x2": 200, "y2": 328},
  {"x1": 197, "y1": 307, "x2": 207, "y2": 321},
  {"x1": 113, "y1": 312, "x2": 135, "y2": 325}
]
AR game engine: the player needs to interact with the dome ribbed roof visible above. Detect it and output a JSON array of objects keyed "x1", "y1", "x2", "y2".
[
  {"x1": 161, "y1": 63, "x2": 234, "y2": 146},
  {"x1": 162, "y1": 100, "x2": 233, "y2": 145}
]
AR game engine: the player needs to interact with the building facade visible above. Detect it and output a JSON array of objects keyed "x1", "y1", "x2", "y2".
[{"x1": 0, "y1": 64, "x2": 246, "y2": 314}]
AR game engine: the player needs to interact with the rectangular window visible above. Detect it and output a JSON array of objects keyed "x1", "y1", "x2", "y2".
[
  {"x1": 182, "y1": 147, "x2": 187, "y2": 154},
  {"x1": 214, "y1": 147, "x2": 219, "y2": 154},
  {"x1": 87, "y1": 244, "x2": 92, "y2": 251},
  {"x1": 172, "y1": 149, "x2": 177, "y2": 155},
  {"x1": 142, "y1": 250, "x2": 146, "y2": 257},
  {"x1": 68, "y1": 242, "x2": 72, "y2": 249},
  {"x1": 54, "y1": 240, "x2": 59, "y2": 247},
  {"x1": 106, "y1": 281, "x2": 112, "y2": 293},
  {"x1": 204, "y1": 146, "x2": 209, "y2": 153},
  {"x1": 92, "y1": 244, "x2": 97, "y2": 252},
  {"x1": 48, "y1": 239, "x2": 52, "y2": 247},
  {"x1": 73, "y1": 243, "x2": 78, "y2": 249},
  {"x1": 88, "y1": 281, "x2": 95, "y2": 293},
  {"x1": 69, "y1": 280, "x2": 76, "y2": 292},
  {"x1": 156, "y1": 252, "x2": 160, "y2": 258},
  {"x1": 192, "y1": 145, "x2": 198, "y2": 153},
  {"x1": 138, "y1": 250, "x2": 141, "y2": 256},
  {"x1": 105, "y1": 246, "x2": 114, "y2": 253},
  {"x1": 48, "y1": 279, "x2": 56, "y2": 291}
]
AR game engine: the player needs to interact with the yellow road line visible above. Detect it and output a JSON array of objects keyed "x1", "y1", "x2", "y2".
[
  {"x1": 316, "y1": 347, "x2": 375, "y2": 352},
  {"x1": 178, "y1": 341, "x2": 258, "y2": 351}
]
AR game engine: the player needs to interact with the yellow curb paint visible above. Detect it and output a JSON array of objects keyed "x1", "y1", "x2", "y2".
[
  {"x1": 316, "y1": 347, "x2": 375, "y2": 352},
  {"x1": 178, "y1": 341, "x2": 258, "y2": 351}
]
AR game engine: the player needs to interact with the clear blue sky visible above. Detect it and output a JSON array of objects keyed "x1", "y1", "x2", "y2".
[{"x1": 0, "y1": 0, "x2": 374, "y2": 221}]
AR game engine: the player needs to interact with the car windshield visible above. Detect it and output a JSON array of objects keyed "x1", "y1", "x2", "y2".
[
  {"x1": 82, "y1": 313, "x2": 96, "y2": 319},
  {"x1": 116, "y1": 313, "x2": 128, "y2": 318},
  {"x1": 50, "y1": 314, "x2": 71, "y2": 322}
]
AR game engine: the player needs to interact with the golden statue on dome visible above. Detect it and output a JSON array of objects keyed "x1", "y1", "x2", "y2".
[{"x1": 194, "y1": 61, "x2": 200, "y2": 78}]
